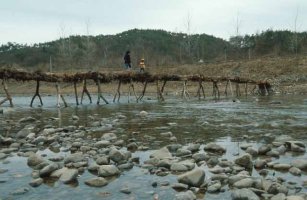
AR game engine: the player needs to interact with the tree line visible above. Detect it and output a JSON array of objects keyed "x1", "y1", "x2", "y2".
[{"x1": 0, "y1": 29, "x2": 306, "y2": 71}]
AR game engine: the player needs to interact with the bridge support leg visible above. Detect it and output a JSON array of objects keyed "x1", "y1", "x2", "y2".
[
  {"x1": 212, "y1": 81, "x2": 220, "y2": 101},
  {"x1": 128, "y1": 78, "x2": 137, "y2": 103},
  {"x1": 181, "y1": 80, "x2": 190, "y2": 100},
  {"x1": 224, "y1": 80, "x2": 229, "y2": 97},
  {"x1": 137, "y1": 80, "x2": 148, "y2": 102},
  {"x1": 55, "y1": 82, "x2": 67, "y2": 108},
  {"x1": 113, "y1": 80, "x2": 121, "y2": 103},
  {"x1": 74, "y1": 82, "x2": 79, "y2": 105},
  {"x1": 0, "y1": 79, "x2": 13, "y2": 107},
  {"x1": 161, "y1": 80, "x2": 167, "y2": 93},
  {"x1": 236, "y1": 83, "x2": 241, "y2": 97},
  {"x1": 96, "y1": 77, "x2": 109, "y2": 105},
  {"x1": 196, "y1": 80, "x2": 205, "y2": 100},
  {"x1": 81, "y1": 79, "x2": 92, "y2": 104},
  {"x1": 30, "y1": 80, "x2": 43, "y2": 107},
  {"x1": 156, "y1": 80, "x2": 164, "y2": 102}
]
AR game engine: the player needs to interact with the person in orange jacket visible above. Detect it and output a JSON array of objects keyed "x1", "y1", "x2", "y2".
[{"x1": 139, "y1": 58, "x2": 145, "y2": 72}]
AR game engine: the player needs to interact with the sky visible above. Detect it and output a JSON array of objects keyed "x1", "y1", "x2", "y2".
[{"x1": 1, "y1": 0, "x2": 306, "y2": 45}]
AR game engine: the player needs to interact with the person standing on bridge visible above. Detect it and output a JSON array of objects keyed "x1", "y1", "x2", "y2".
[
  {"x1": 124, "y1": 50, "x2": 132, "y2": 70},
  {"x1": 139, "y1": 58, "x2": 145, "y2": 72}
]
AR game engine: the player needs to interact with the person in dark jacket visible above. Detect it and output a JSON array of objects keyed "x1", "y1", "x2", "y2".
[{"x1": 124, "y1": 51, "x2": 131, "y2": 69}]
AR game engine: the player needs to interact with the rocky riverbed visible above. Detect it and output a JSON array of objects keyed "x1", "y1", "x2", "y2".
[{"x1": 0, "y1": 95, "x2": 307, "y2": 199}]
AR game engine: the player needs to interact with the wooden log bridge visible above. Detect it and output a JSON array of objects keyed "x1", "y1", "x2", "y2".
[{"x1": 0, "y1": 69, "x2": 272, "y2": 107}]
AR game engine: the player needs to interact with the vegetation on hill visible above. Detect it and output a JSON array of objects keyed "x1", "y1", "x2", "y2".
[{"x1": 0, "y1": 29, "x2": 306, "y2": 71}]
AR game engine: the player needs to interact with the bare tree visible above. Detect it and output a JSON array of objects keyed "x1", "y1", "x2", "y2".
[
  {"x1": 183, "y1": 12, "x2": 192, "y2": 61},
  {"x1": 83, "y1": 19, "x2": 96, "y2": 71},
  {"x1": 294, "y1": 7, "x2": 299, "y2": 58}
]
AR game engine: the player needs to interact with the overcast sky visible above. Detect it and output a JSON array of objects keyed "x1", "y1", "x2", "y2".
[{"x1": 1, "y1": 0, "x2": 306, "y2": 45}]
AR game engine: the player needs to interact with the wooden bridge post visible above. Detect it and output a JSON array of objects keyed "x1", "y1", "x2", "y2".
[
  {"x1": 137, "y1": 80, "x2": 148, "y2": 102},
  {"x1": 212, "y1": 81, "x2": 220, "y2": 101},
  {"x1": 161, "y1": 80, "x2": 167, "y2": 93},
  {"x1": 195, "y1": 80, "x2": 205, "y2": 100},
  {"x1": 30, "y1": 80, "x2": 43, "y2": 107},
  {"x1": 224, "y1": 80, "x2": 229, "y2": 97},
  {"x1": 156, "y1": 80, "x2": 164, "y2": 102},
  {"x1": 81, "y1": 79, "x2": 92, "y2": 104},
  {"x1": 55, "y1": 82, "x2": 68, "y2": 108},
  {"x1": 128, "y1": 78, "x2": 137, "y2": 103},
  {"x1": 73, "y1": 81, "x2": 79, "y2": 105},
  {"x1": 96, "y1": 76, "x2": 109, "y2": 105},
  {"x1": 113, "y1": 80, "x2": 122, "y2": 103},
  {"x1": 181, "y1": 80, "x2": 190, "y2": 100},
  {"x1": 0, "y1": 79, "x2": 13, "y2": 107},
  {"x1": 225, "y1": 80, "x2": 235, "y2": 99},
  {"x1": 235, "y1": 83, "x2": 241, "y2": 97}
]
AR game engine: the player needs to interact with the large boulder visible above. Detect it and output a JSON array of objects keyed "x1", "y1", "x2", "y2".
[
  {"x1": 233, "y1": 178, "x2": 254, "y2": 189},
  {"x1": 59, "y1": 168, "x2": 79, "y2": 183},
  {"x1": 98, "y1": 165, "x2": 120, "y2": 177},
  {"x1": 16, "y1": 125, "x2": 35, "y2": 138},
  {"x1": 94, "y1": 140, "x2": 111, "y2": 148},
  {"x1": 174, "y1": 190, "x2": 196, "y2": 200},
  {"x1": 291, "y1": 159, "x2": 307, "y2": 170},
  {"x1": 177, "y1": 167, "x2": 205, "y2": 187},
  {"x1": 27, "y1": 154, "x2": 45, "y2": 167},
  {"x1": 285, "y1": 141, "x2": 306, "y2": 152},
  {"x1": 231, "y1": 188, "x2": 259, "y2": 200},
  {"x1": 150, "y1": 147, "x2": 172, "y2": 160},
  {"x1": 101, "y1": 133, "x2": 117, "y2": 141},
  {"x1": 64, "y1": 152, "x2": 87, "y2": 164},
  {"x1": 50, "y1": 167, "x2": 69, "y2": 178},
  {"x1": 204, "y1": 143, "x2": 226, "y2": 154},
  {"x1": 234, "y1": 154, "x2": 253, "y2": 170},
  {"x1": 85, "y1": 177, "x2": 108, "y2": 187},
  {"x1": 39, "y1": 163, "x2": 59, "y2": 177},
  {"x1": 258, "y1": 145, "x2": 271, "y2": 155},
  {"x1": 109, "y1": 148, "x2": 128, "y2": 164}
]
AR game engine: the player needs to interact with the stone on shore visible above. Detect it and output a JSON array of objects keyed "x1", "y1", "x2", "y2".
[
  {"x1": 85, "y1": 177, "x2": 108, "y2": 187},
  {"x1": 177, "y1": 167, "x2": 205, "y2": 187},
  {"x1": 174, "y1": 190, "x2": 196, "y2": 200},
  {"x1": 233, "y1": 178, "x2": 254, "y2": 189},
  {"x1": 39, "y1": 163, "x2": 59, "y2": 177},
  {"x1": 234, "y1": 154, "x2": 253, "y2": 170},
  {"x1": 29, "y1": 178, "x2": 43, "y2": 187},
  {"x1": 98, "y1": 165, "x2": 120, "y2": 177},
  {"x1": 109, "y1": 148, "x2": 128, "y2": 164},
  {"x1": 64, "y1": 152, "x2": 87, "y2": 164},
  {"x1": 291, "y1": 159, "x2": 307, "y2": 170},
  {"x1": 289, "y1": 167, "x2": 301, "y2": 176},
  {"x1": 150, "y1": 147, "x2": 172, "y2": 160},
  {"x1": 27, "y1": 153, "x2": 45, "y2": 167},
  {"x1": 59, "y1": 168, "x2": 79, "y2": 183},
  {"x1": 10, "y1": 187, "x2": 30, "y2": 195},
  {"x1": 204, "y1": 143, "x2": 226, "y2": 154},
  {"x1": 231, "y1": 188, "x2": 259, "y2": 200},
  {"x1": 271, "y1": 193, "x2": 286, "y2": 200}
]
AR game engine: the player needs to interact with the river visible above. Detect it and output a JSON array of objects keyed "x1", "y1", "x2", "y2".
[{"x1": 0, "y1": 94, "x2": 306, "y2": 199}]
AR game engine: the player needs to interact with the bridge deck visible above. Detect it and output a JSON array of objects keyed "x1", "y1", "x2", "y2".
[{"x1": 0, "y1": 69, "x2": 272, "y2": 107}]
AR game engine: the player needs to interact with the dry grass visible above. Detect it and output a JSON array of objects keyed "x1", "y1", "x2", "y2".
[{"x1": 2, "y1": 55, "x2": 307, "y2": 96}]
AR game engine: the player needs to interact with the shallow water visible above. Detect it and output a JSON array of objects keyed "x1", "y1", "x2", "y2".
[{"x1": 0, "y1": 95, "x2": 307, "y2": 199}]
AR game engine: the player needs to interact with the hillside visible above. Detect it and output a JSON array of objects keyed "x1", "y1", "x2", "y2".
[{"x1": 1, "y1": 29, "x2": 307, "y2": 73}]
